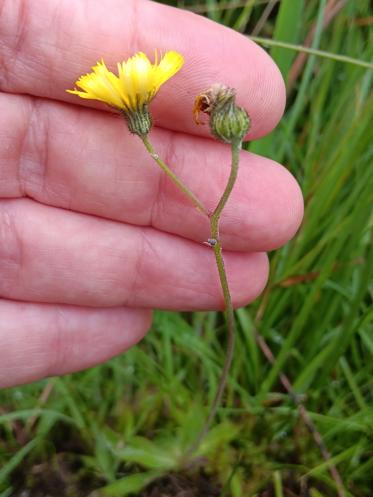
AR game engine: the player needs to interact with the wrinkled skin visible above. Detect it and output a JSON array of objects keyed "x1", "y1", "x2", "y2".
[{"x1": 0, "y1": 0, "x2": 303, "y2": 388}]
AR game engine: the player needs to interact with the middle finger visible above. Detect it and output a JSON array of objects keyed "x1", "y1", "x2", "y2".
[{"x1": 2, "y1": 93, "x2": 303, "y2": 252}]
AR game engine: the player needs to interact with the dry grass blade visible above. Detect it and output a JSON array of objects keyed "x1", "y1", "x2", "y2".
[
  {"x1": 255, "y1": 334, "x2": 347, "y2": 497},
  {"x1": 287, "y1": 0, "x2": 347, "y2": 91},
  {"x1": 251, "y1": 0, "x2": 278, "y2": 36}
]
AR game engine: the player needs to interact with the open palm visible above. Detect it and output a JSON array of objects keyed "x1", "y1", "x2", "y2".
[{"x1": 0, "y1": 0, "x2": 303, "y2": 388}]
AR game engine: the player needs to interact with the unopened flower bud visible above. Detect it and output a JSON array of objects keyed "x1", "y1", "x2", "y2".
[{"x1": 193, "y1": 84, "x2": 250, "y2": 143}]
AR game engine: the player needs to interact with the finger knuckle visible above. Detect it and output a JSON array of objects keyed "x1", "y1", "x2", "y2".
[
  {"x1": 0, "y1": 205, "x2": 23, "y2": 295},
  {"x1": 0, "y1": 0, "x2": 30, "y2": 91}
]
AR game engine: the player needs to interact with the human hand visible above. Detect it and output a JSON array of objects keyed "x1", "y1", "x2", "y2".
[{"x1": 0, "y1": 0, "x2": 303, "y2": 388}]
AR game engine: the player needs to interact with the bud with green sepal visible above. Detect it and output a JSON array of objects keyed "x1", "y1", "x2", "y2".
[
  {"x1": 121, "y1": 106, "x2": 152, "y2": 137},
  {"x1": 193, "y1": 84, "x2": 250, "y2": 143}
]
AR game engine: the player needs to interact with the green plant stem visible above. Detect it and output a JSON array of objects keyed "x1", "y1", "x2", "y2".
[
  {"x1": 141, "y1": 132, "x2": 242, "y2": 456},
  {"x1": 249, "y1": 36, "x2": 373, "y2": 70},
  {"x1": 186, "y1": 139, "x2": 241, "y2": 455},
  {"x1": 140, "y1": 135, "x2": 208, "y2": 216}
]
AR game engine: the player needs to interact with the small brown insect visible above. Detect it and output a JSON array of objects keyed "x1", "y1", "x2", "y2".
[
  {"x1": 193, "y1": 92, "x2": 213, "y2": 125},
  {"x1": 193, "y1": 84, "x2": 236, "y2": 125}
]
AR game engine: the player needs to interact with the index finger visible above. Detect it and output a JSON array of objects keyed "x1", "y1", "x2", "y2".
[{"x1": 0, "y1": 0, "x2": 285, "y2": 139}]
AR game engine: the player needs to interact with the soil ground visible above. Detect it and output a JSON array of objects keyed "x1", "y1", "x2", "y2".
[{"x1": 139, "y1": 473, "x2": 223, "y2": 497}]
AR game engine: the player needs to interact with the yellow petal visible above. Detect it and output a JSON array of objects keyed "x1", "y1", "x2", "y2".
[{"x1": 66, "y1": 50, "x2": 184, "y2": 112}]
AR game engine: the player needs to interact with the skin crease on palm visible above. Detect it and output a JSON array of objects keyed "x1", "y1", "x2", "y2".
[{"x1": 0, "y1": 0, "x2": 304, "y2": 388}]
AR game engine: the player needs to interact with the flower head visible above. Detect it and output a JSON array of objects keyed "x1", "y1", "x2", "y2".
[
  {"x1": 194, "y1": 84, "x2": 250, "y2": 143},
  {"x1": 67, "y1": 51, "x2": 184, "y2": 112},
  {"x1": 67, "y1": 50, "x2": 184, "y2": 135}
]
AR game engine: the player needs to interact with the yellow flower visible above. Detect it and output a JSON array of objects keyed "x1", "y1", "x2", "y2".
[{"x1": 67, "y1": 51, "x2": 184, "y2": 113}]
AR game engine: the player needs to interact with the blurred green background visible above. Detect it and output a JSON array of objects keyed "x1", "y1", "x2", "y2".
[{"x1": 1, "y1": 1, "x2": 372, "y2": 496}]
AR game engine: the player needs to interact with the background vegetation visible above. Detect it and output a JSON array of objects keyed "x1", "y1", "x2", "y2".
[{"x1": 1, "y1": 1, "x2": 372, "y2": 496}]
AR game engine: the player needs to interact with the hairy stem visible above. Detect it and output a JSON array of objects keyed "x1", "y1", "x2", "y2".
[
  {"x1": 141, "y1": 135, "x2": 208, "y2": 216},
  {"x1": 187, "y1": 139, "x2": 241, "y2": 454},
  {"x1": 140, "y1": 132, "x2": 241, "y2": 456}
]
